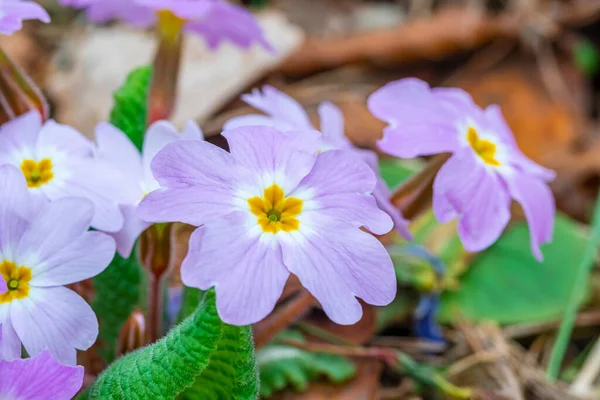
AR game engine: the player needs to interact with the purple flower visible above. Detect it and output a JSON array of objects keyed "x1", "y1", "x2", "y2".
[
  {"x1": 0, "y1": 165, "x2": 115, "y2": 364},
  {"x1": 0, "y1": 0, "x2": 50, "y2": 35},
  {"x1": 0, "y1": 275, "x2": 6, "y2": 294},
  {"x1": 368, "y1": 78, "x2": 556, "y2": 260},
  {"x1": 95, "y1": 120, "x2": 204, "y2": 258},
  {"x1": 137, "y1": 126, "x2": 396, "y2": 325},
  {"x1": 0, "y1": 349, "x2": 83, "y2": 400},
  {"x1": 0, "y1": 111, "x2": 126, "y2": 232},
  {"x1": 224, "y1": 85, "x2": 412, "y2": 240},
  {"x1": 59, "y1": 0, "x2": 272, "y2": 51}
]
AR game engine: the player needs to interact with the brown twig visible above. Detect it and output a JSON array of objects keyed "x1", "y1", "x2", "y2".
[{"x1": 253, "y1": 289, "x2": 316, "y2": 348}]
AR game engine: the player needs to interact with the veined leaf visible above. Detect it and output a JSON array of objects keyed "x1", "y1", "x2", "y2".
[
  {"x1": 258, "y1": 339, "x2": 356, "y2": 398},
  {"x1": 109, "y1": 65, "x2": 152, "y2": 151},
  {"x1": 88, "y1": 290, "x2": 258, "y2": 400}
]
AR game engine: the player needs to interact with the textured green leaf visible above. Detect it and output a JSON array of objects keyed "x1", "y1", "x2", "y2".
[
  {"x1": 258, "y1": 341, "x2": 356, "y2": 398},
  {"x1": 176, "y1": 286, "x2": 202, "y2": 324},
  {"x1": 439, "y1": 214, "x2": 589, "y2": 324},
  {"x1": 109, "y1": 65, "x2": 152, "y2": 151},
  {"x1": 89, "y1": 290, "x2": 258, "y2": 400},
  {"x1": 92, "y1": 252, "x2": 142, "y2": 363}
]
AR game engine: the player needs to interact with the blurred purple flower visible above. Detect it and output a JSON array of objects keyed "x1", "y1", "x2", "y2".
[
  {"x1": 0, "y1": 111, "x2": 127, "y2": 232},
  {"x1": 0, "y1": 349, "x2": 83, "y2": 399},
  {"x1": 0, "y1": 0, "x2": 50, "y2": 35},
  {"x1": 368, "y1": 78, "x2": 556, "y2": 260},
  {"x1": 59, "y1": 0, "x2": 273, "y2": 51},
  {"x1": 0, "y1": 274, "x2": 6, "y2": 294},
  {"x1": 95, "y1": 120, "x2": 204, "y2": 258},
  {"x1": 224, "y1": 85, "x2": 412, "y2": 240},
  {"x1": 137, "y1": 126, "x2": 396, "y2": 325},
  {"x1": 0, "y1": 165, "x2": 115, "y2": 364}
]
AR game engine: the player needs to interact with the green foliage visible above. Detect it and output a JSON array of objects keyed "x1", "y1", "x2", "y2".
[
  {"x1": 177, "y1": 286, "x2": 203, "y2": 324},
  {"x1": 574, "y1": 39, "x2": 600, "y2": 77},
  {"x1": 378, "y1": 158, "x2": 423, "y2": 189},
  {"x1": 439, "y1": 214, "x2": 589, "y2": 323},
  {"x1": 92, "y1": 252, "x2": 142, "y2": 363},
  {"x1": 258, "y1": 337, "x2": 356, "y2": 398},
  {"x1": 109, "y1": 65, "x2": 152, "y2": 151},
  {"x1": 88, "y1": 290, "x2": 258, "y2": 400}
]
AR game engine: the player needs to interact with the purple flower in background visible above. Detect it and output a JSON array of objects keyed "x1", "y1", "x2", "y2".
[
  {"x1": 0, "y1": 111, "x2": 126, "y2": 232},
  {"x1": 0, "y1": 0, "x2": 50, "y2": 35},
  {"x1": 0, "y1": 165, "x2": 115, "y2": 364},
  {"x1": 59, "y1": 0, "x2": 273, "y2": 51},
  {"x1": 224, "y1": 85, "x2": 412, "y2": 240},
  {"x1": 0, "y1": 349, "x2": 83, "y2": 400},
  {"x1": 368, "y1": 78, "x2": 556, "y2": 260},
  {"x1": 95, "y1": 120, "x2": 204, "y2": 258},
  {"x1": 138, "y1": 126, "x2": 396, "y2": 325}
]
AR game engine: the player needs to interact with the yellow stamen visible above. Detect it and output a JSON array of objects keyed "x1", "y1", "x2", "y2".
[
  {"x1": 157, "y1": 10, "x2": 186, "y2": 43},
  {"x1": 20, "y1": 158, "x2": 54, "y2": 188},
  {"x1": 0, "y1": 260, "x2": 32, "y2": 304},
  {"x1": 248, "y1": 184, "x2": 303, "y2": 234},
  {"x1": 466, "y1": 127, "x2": 501, "y2": 166}
]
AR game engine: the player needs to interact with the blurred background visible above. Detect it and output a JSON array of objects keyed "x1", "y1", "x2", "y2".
[{"x1": 8, "y1": 0, "x2": 600, "y2": 398}]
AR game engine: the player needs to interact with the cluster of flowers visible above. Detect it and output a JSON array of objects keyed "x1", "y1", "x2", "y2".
[{"x1": 0, "y1": 0, "x2": 556, "y2": 398}]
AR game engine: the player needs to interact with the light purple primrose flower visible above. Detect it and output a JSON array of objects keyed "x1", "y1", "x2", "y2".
[
  {"x1": 0, "y1": 165, "x2": 116, "y2": 364},
  {"x1": 0, "y1": 111, "x2": 127, "y2": 232},
  {"x1": 0, "y1": 275, "x2": 6, "y2": 294},
  {"x1": 368, "y1": 78, "x2": 556, "y2": 260},
  {"x1": 224, "y1": 85, "x2": 412, "y2": 240},
  {"x1": 0, "y1": 0, "x2": 50, "y2": 36},
  {"x1": 59, "y1": 0, "x2": 273, "y2": 51},
  {"x1": 0, "y1": 349, "x2": 83, "y2": 400},
  {"x1": 95, "y1": 120, "x2": 204, "y2": 258},
  {"x1": 137, "y1": 126, "x2": 396, "y2": 325}
]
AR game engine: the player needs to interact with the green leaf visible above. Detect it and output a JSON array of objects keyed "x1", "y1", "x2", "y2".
[
  {"x1": 258, "y1": 340, "x2": 356, "y2": 398},
  {"x1": 92, "y1": 252, "x2": 142, "y2": 363},
  {"x1": 176, "y1": 285, "x2": 202, "y2": 324},
  {"x1": 88, "y1": 290, "x2": 258, "y2": 400},
  {"x1": 439, "y1": 214, "x2": 589, "y2": 324},
  {"x1": 378, "y1": 158, "x2": 423, "y2": 189},
  {"x1": 109, "y1": 65, "x2": 152, "y2": 151},
  {"x1": 574, "y1": 39, "x2": 600, "y2": 77}
]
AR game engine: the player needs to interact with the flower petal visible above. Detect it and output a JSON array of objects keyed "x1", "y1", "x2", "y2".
[
  {"x1": 110, "y1": 204, "x2": 150, "y2": 258},
  {"x1": 293, "y1": 150, "x2": 392, "y2": 234},
  {"x1": 95, "y1": 122, "x2": 143, "y2": 190},
  {"x1": 0, "y1": 165, "x2": 32, "y2": 261},
  {"x1": 11, "y1": 286, "x2": 98, "y2": 365},
  {"x1": 182, "y1": 212, "x2": 290, "y2": 325},
  {"x1": 368, "y1": 78, "x2": 463, "y2": 158},
  {"x1": 0, "y1": 313, "x2": 21, "y2": 360},
  {"x1": 372, "y1": 177, "x2": 413, "y2": 239},
  {"x1": 504, "y1": 172, "x2": 555, "y2": 261},
  {"x1": 37, "y1": 120, "x2": 94, "y2": 157},
  {"x1": 223, "y1": 126, "x2": 321, "y2": 194},
  {"x1": 433, "y1": 149, "x2": 511, "y2": 251},
  {"x1": 239, "y1": 85, "x2": 313, "y2": 130},
  {"x1": 29, "y1": 231, "x2": 114, "y2": 287},
  {"x1": 141, "y1": 120, "x2": 204, "y2": 184},
  {"x1": 16, "y1": 197, "x2": 94, "y2": 268},
  {"x1": 0, "y1": 349, "x2": 83, "y2": 400},
  {"x1": 0, "y1": 111, "x2": 41, "y2": 159},
  {"x1": 0, "y1": 275, "x2": 5, "y2": 294},
  {"x1": 280, "y1": 214, "x2": 396, "y2": 325},
  {"x1": 317, "y1": 101, "x2": 351, "y2": 149}
]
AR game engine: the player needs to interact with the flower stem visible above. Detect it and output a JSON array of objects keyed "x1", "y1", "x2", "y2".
[
  {"x1": 546, "y1": 189, "x2": 600, "y2": 381},
  {"x1": 253, "y1": 290, "x2": 315, "y2": 348}
]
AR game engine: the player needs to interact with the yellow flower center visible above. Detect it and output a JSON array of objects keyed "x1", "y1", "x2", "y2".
[
  {"x1": 0, "y1": 260, "x2": 32, "y2": 304},
  {"x1": 20, "y1": 158, "x2": 54, "y2": 188},
  {"x1": 466, "y1": 127, "x2": 501, "y2": 167},
  {"x1": 248, "y1": 184, "x2": 303, "y2": 234},
  {"x1": 157, "y1": 10, "x2": 186, "y2": 42}
]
